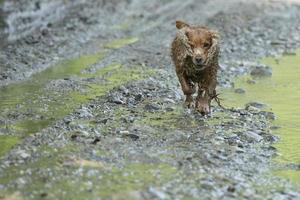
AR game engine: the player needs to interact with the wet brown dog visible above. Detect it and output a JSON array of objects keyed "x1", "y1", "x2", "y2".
[{"x1": 171, "y1": 20, "x2": 220, "y2": 115}]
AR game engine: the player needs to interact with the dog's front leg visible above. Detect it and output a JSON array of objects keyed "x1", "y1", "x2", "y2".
[
  {"x1": 195, "y1": 88, "x2": 211, "y2": 115},
  {"x1": 196, "y1": 77, "x2": 217, "y2": 115},
  {"x1": 176, "y1": 71, "x2": 196, "y2": 108}
]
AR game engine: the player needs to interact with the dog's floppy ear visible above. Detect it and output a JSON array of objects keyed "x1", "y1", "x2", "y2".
[
  {"x1": 210, "y1": 30, "x2": 219, "y2": 45},
  {"x1": 205, "y1": 30, "x2": 220, "y2": 65},
  {"x1": 176, "y1": 20, "x2": 190, "y2": 29}
]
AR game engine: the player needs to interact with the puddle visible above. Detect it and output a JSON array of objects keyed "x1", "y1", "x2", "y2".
[
  {"x1": 0, "y1": 53, "x2": 105, "y2": 110},
  {"x1": 222, "y1": 50, "x2": 300, "y2": 183},
  {"x1": 0, "y1": 53, "x2": 155, "y2": 157},
  {"x1": 0, "y1": 143, "x2": 176, "y2": 199}
]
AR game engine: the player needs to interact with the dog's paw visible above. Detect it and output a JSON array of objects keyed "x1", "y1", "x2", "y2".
[
  {"x1": 184, "y1": 100, "x2": 194, "y2": 108},
  {"x1": 184, "y1": 96, "x2": 194, "y2": 108}
]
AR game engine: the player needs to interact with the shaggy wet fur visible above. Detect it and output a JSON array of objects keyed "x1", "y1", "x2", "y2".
[{"x1": 171, "y1": 20, "x2": 220, "y2": 115}]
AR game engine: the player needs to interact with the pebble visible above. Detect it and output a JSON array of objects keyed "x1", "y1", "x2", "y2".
[
  {"x1": 234, "y1": 88, "x2": 246, "y2": 94},
  {"x1": 245, "y1": 101, "x2": 267, "y2": 109},
  {"x1": 148, "y1": 187, "x2": 168, "y2": 199},
  {"x1": 244, "y1": 131, "x2": 263, "y2": 142},
  {"x1": 250, "y1": 65, "x2": 272, "y2": 77},
  {"x1": 144, "y1": 103, "x2": 160, "y2": 112},
  {"x1": 259, "y1": 111, "x2": 276, "y2": 120},
  {"x1": 16, "y1": 150, "x2": 30, "y2": 159}
]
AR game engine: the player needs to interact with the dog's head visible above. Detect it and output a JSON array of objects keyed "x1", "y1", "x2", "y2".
[{"x1": 176, "y1": 20, "x2": 219, "y2": 70}]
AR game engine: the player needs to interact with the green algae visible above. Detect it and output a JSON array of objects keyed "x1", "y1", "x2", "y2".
[
  {"x1": 221, "y1": 50, "x2": 300, "y2": 183},
  {"x1": 104, "y1": 37, "x2": 139, "y2": 49},
  {"x1": 0, "y1": 136, "x2": 20, "y2": 158}
]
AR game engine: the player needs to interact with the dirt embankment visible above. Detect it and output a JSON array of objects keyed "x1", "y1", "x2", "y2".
[{"x1": 1, "y1": 0, "x2": 300, "y2": 199}]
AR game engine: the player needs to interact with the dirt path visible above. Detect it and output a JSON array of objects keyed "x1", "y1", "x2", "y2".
[{"x1": 1, "y1": 0, "x2": 300, "y2": 199}]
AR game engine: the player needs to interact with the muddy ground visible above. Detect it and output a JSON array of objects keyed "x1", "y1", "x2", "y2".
[{"x1": 1, "y1": 0, "x2": 300, "y2": 199}]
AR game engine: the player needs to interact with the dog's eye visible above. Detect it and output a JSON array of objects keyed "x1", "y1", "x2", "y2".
[{"x1": 204, "y1": 42, "x2": 210, "y2": 48}]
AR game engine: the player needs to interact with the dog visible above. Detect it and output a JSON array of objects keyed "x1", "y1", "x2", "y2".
[{"x1": 171, "y1": 20, "x2": 220, "y2": 115}]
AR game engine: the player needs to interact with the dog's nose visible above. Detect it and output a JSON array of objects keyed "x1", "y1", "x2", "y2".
[{"x1": 195, "y1": 58, "x2": 203, "y2": 64}]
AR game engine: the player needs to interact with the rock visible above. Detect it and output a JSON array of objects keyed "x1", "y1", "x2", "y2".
[
  {"x1": 110, "y1": 94, "x2": 125, "y2": 104},
  {"x1": 245, "y1": 106, "x2": 261, "y2": 112},
  {"x1": 259, "y1": 111, "x2": 276, "y2": 120},
  {"x1": 250, "y1": 65, "x2": 272, "y2": 77},
  {"x1": 270, "y1": 125, "x2": 281, "y2": 130},
  {"x1": 244, "y1": 131, "x2": 263, "y2": 142},
  {"x1": 165, "y1": 107, "x2": 175, "y2": 112},
  {"x1": 245, "y1": 101, "x2": 267, "y2": 109},
  {"x1": 76, "y1": 107, "x2": 93, "y2": 118},
  {"x1": 134, "y1": 93, "x2": 143, "y2": 101},
  {"x1": 247, "y1": 79, "x2": 256, "y2": 84},
  {"x1": 163, "y1": 98, "x2": 176, "y2": 104},
  {"x1": 16, "y1": 150, "x2": 30, "y2": 159},
  {"x1": 144, "y1": 103, "x2": 160, "y2": 112},
  {"x1": 264, "y1": 135, "x2": 278, "y2": 142},
  {"x1": 234, "y1": 88, "x2": 246, "y2": 94},
  {"x1": 122, "y1": 133, "x2": 139, "y2": 141},
  {"x1": 119, "y1": 85, "x2": 129, "y2": 95},
  {"x1": 148, "y1": 187, "x2": 168, "y2": 199}
]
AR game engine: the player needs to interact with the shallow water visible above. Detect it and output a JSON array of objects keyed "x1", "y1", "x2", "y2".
[
  {"x1": 222, "y1": 50, "x2": 300, "y2": 183},
  {"x1": 0, "y1": 51, "x2": 153, "y2": 157}
]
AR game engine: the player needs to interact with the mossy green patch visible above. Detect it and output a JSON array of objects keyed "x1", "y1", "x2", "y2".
[
  {"x1": 98, "y1": 163, "x2": 177, "y2": 198},
  {"x1": 104, "y1": 37, "x2": 139, "y2": 49},
  {"x1": 83, "y1": 64, "x2": 155, "y2": 100},
  {"x1": 0, "y1": 136, "x2": 20, "y2": 158},
  {"x1": 221, "y1": 50, "x2": 300, "y2": 183}
]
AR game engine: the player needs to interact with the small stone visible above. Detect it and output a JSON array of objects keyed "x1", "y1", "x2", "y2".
[
  {"x1": 244, "y1": 131, "x2": 263, "y2": 142},
  {"x1": 122, "y1": 133, "x2": 139, "y2": 141},
  {"x1": 264, "y1": 135, "x2": 278, "y2": 142},
  {"x1": 245, "y1": 106, "x2": 260, "y2": 112},
  {"x1": 270, "y1": 125, "x2": 281, "y2": 130},
  {"x1": 165, "y1": 107, "x2": 175, "y2": 112},
  {"x1": 235, "y1": 146, "x2": 245, "y2": 153},
  {"x1": 91, "y1": 137, "x2": 100, "y2": 145},
  {"x1": 259, "y1": 111, "x2": 276, "y2": 120},
  {"x1": 119, "y1": 130, "x2": 128, "y2": 134},
  {"x1": 144, "y1": 103, "x2": 160, "y2": 112},
  {"x1": 247, "y1": 79, "x2": 256, "y2": 84},
  {"x1": 234, "y1": 88, "x2": 246, "y2": 94},
  {"x1": 17, "y1": 150, "x2": 30, "y2": 159},
  {"x1": 163, "y1": 98, "x2": 176, "y2": 104},
  {"x1": 245, "y1": 101, "x2": 267, "y2": 109},
  {"x1": 148, "y1": 187, "x2": 167, "y2": 199},
  {"x1": 250, "y1": 65, "x2": 272, "y2": 77},
  {"x1": 111, "y1": 97, "x2": 125, "y2": 104},
  {"x1": 134, "y1": 93, "x2": 143, "y2": 101}
]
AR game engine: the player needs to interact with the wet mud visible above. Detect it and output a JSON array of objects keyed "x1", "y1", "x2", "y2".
[{"x1": 1, "y1": 0, "x2": 300, "y2": 199}]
